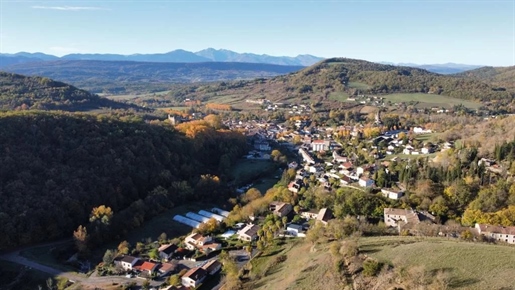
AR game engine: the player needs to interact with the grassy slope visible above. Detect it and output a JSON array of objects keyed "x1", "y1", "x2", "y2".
[
  {"x1": 245, "y1": 236, "x2": 515, "y2": 290},
  {"x1": 245, "y1": 240, "x2": 343, "y2": 290},
  {"x1": 360, "y1": 236, "x2": 515, "y2": 290},
  {"x1": 229, "y1": 159, "x2": 277, "y2": 186},
  {"x1": 383, "y1": 93, "x2": 482, "y2": 109}
]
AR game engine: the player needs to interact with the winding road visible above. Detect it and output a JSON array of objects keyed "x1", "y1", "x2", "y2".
[{"x1": 0, "y1": 241, "x2": 161, "y2": 288}]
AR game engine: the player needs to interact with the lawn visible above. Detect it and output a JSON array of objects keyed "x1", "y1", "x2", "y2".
[
  {"x1": 360, "y1": 236, "x2": 515, "y2": 289},
  {"x1": 348, "y1": 82, "x2": 371, "y2": 90},
  {"x1": 0, "y1": 260, "x2": 55, "y2": 289},
  {"x1": 229, "y1": 159, "x2": 277, "y2": 187},
  {"x1": 253, "y1": 176, "x2": 281, "y2": 194},
  {"x1": 383, "y1": 93, "x2": 481, "y2": 109},
  {"x1": 415, "y1": 133, "x2": 437, "y2": 142},
  {"x1": 328, "y1": 91, "x2": 349, "y2": 102}
]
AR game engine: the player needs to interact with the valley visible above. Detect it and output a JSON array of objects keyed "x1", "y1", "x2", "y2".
[{"x1": 0, "y1": 56, "x2": 514, "y2": 290}]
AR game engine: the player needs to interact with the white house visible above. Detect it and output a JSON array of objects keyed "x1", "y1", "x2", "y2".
[
  {"x1": 158, "y1": 244, "x2": 178, "y2": 260},
  {"x1": 359, "y1": 177, "x2": 375, "y2": 188},
  {"x1": 185, "y1": 233, "x2": 213, "y2": 250},
  {"x1": 237, "y1": 224, "x2": 260, "y2": 241},
  {"x1": 300, "y1": 210, "x2": 319, "y2": 220},
  {"x1": 381, "y1": 188, "x2": 404, "y2": 200},
  {"x1": 299, "y1": 148, "x2": 315, "y2": 165},
  {"x1": 286, "y1": 224, "x2": 306, "y2": 237},
  {"x1": 181, "y1": 267, "x2": 207, "y2": 288},
  {"x1": 475, "y1": 224, "x2": 515, "y2": 244},
  {"x1": 119, "y1": 256, "x2": 139, "y2": 271},
  {"x1": 383, "y1": 208, "x2": 435, "y2": 229},
  {"x1": 201, "y1": 259, "x2": 222, "y2": 275},
  {"x1": 312, "y1": 140, "x2": 330, "y2": 152}
]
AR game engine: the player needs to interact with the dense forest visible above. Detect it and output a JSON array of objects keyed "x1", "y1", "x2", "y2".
[
  {"x1": 0, "y1": 111, "x2": 247, "y2": 250},
  {"x1": 457, "y1": 65, "x2": 515, "y2": 90}
]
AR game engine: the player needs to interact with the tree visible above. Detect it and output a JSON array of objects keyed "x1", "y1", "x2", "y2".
[
  {"x1": 168, "y1": 274, "x2": 181, "y2": 286},
  {"x1": 103, "y1": 249, "x2": 115, "y2": 265},
  {"x1": 46, "y1": 278, "x2": 54, "y2": 290},
  {"x1": 158, "y1": 232, "x2": 167, "y2": 244},
  {"x1": 142, "y1": 279, "x2": 150, "y2": 290},
  {"x1": 73, "y1": 225, "x2": 88, "y2": 255},
  {"x1": 90, "y1": 205, "x2": 114, "y2": 225},
  {"x1": 118, "y1": 240, "x2": 130, "y2": 255},
  {"x1": 149, "y1": 248, "x2": 159, "y2": 261}
]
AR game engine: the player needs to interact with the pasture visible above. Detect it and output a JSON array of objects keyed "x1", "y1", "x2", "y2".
[{"x1": 383, "y1": 93, "x2": 481, "y2": 109}]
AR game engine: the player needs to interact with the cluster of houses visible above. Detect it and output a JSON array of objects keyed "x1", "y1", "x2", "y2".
[{"x1": 114, "y1": 233, "x2": 224, "y2": 288}]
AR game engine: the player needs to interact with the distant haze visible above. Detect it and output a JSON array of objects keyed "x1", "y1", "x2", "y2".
[{"x1": 0, "y1": 49, "x2": 485, "y2": 74}]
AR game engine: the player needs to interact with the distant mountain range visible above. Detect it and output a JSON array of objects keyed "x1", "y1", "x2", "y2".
[
  {"x1": 379, "y1": 62, "x2": 483, "y2": 74},
  {"x1": 0, "y1": 48, "x2": 323, "y2": 67},
  {"x1": 2, "y1": 60, "x2": 304, "y2": 94},
  {"x1": 0, "y1": 49, "x2": 483, "y2": 73}
]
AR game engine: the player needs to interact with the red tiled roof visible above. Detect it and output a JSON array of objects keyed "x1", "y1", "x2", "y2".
[{"x1": 134, "y1": 261, "x2": 157, "y2": 271}]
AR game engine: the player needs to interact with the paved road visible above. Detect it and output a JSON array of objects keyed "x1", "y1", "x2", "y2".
[{"x1": 0, "y1": 242, "x2": 162, "y2": 288}]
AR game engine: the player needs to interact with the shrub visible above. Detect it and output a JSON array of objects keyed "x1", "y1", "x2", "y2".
[{"x1": 363, "y1": 259, "x2": 382, "y2": 277}]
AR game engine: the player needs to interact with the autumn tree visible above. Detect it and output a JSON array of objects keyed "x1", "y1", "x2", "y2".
[
  {"x1": 73, "y1": 225, "x2": 89, "y2": 255},
  {"x1": 118, "y1": 240, "x2": 130, "y2": 255},
  {"x1": 90, "y1": 205, "x2": 113, "y2": 225}
]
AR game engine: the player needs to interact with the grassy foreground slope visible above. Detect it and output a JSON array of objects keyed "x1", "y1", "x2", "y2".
[
  {"x1": 361, "y1": 236, "x2": 515, "y2": 290},
  {"x1": 244, "y1": 237, "x2": 515, "y2": 290},
  {"x1": 244, "y1": 239, "x2": 344, "y2": 290}
]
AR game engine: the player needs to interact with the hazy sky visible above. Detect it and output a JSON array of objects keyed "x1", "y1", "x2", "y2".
[{"x1": 1, "y1": 0, "x2": 514, "y2": 66}]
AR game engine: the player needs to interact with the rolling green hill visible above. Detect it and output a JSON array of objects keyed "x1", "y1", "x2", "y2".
[
  {"x1": 0, "y1": 72, "x2": 138, "y2": 111},
  {"x1": 167, "y1": 58, "x2": 514, "y2": 109},
  {"x1": 456, "y1": 66, "x2": 515, "y2": 90}
]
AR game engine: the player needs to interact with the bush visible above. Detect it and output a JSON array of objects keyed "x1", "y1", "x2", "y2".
[{"x1": 362, "y1": 259, "x2": 382, "y2": 277}]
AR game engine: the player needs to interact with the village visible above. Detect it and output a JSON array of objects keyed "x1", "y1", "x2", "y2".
[{"x1": 92, "y1": 107, "x2": 514, "y2": 290}]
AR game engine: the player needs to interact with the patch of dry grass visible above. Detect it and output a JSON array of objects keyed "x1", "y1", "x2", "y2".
[{"x1": 360, "y1": 236, "x2": 515, "y2": 289}]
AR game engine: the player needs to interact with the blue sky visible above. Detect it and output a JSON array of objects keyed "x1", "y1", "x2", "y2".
[{"x1": 1, "y1": 0, "x2": 514, "y2": 66}]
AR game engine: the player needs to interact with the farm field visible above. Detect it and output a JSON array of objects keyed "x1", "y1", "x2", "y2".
[
  {"x1": 348, "y1": 82, "x2": 371, "y2": 90},
  {"x1": 361, "y1": 236, "x2": 515, "y2": 290},
  {"x1": 383, "y1": 93, "x2": 482, "y2": 109},
  {"x1": 328, "y1": 91, "x2": 349, "y2": 102},
  {"x1": 103, "y1": 90, "x2": 172, "y2": 100}
]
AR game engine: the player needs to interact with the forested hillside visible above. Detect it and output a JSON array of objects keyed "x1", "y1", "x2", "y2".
[
  {"x1": 0, "y1": 72, "x2": 136, "y2": 111},
  {"x1": 0, "y1": 111, "x2": 247, "y2": 250},
  {"x1": 171, "y1": 58, "x2": 513, "y2": 108},
  {"x1": 456, "y1": 66, "x2": 515, "y2": 91}
]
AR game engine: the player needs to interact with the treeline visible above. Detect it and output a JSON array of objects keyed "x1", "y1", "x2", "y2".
[
  {"x1": 0, "y1": 72, "x2": 137, "y2": 111},
  {"x1": 0, "y1": 111, "x2": 247, "y2": 250}
]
